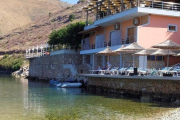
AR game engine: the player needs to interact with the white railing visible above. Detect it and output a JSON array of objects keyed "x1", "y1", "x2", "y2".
[
  {"x1": 86, "y1": 1, "x2": 180, "y2": 24},
  {"x1": 147, "y1": 1, "x2": 180, "y2": 11},
  {"x1": 81, "y1": 35, "x2": 137, "y2": 50},
  {"x1": 26, "y1": 52, "x2": 46, "y2": 58}
]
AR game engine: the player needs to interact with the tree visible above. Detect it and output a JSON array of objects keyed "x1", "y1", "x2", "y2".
[{"x1": 48, "y1": 22, "x2": 85, "y2": 51}]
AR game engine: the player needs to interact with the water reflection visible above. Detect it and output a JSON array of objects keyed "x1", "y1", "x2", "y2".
[{"x1": 0, "y1": 75, "x2": 177, "y2": 120}]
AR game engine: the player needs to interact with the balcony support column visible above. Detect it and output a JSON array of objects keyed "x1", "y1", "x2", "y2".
[
  {"x1": 86, "y1": 11, "x2": 88, "y2": 26},
  {"x1": 82, "y1": 55, "x2": 85, "y2": 64},
  {"x1": 107, "y1": 0, "x2": 110, "y2": 16},
  {"x1": 96, "y1": 4, "x2": 98, "y2": 20},
  {"x1": 121, "y1": 0, "x2": 124, "y2": 12},
  {"x1": 129, "y1": 0, "x2": 132, "y2": 9},
  {"x1": 136, "y1": 0, "x2": 139, "y2": 7}
]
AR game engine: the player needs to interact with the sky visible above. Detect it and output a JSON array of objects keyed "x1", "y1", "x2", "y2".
[{"x1": 60, "y1": 0, "x2": 79, "y2": 4}]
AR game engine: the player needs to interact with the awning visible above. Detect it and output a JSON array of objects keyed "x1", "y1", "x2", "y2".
[{"x1": 78, "y1": 27, "x2": 100, "y2": 34}]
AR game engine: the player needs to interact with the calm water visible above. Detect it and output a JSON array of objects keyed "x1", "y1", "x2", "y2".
[{"x1": 0, "y1": 75, "x2": 176, "y2": 120}]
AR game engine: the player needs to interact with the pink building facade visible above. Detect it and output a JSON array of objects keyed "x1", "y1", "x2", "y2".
[{"x1": 80, "y1": 0, "x2": 180, "y2": 69}]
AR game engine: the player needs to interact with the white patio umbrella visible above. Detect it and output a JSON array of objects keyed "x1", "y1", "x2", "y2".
[
  {"x1": 177, "y1": 53, "x2": 180, "y2": 56},
  {"x1": 151, "y1": 49, "x2": 176, "y2": 66},
  {"x1": 151, "y1": 49, "x2": 176, "y2": 56},
  {"x1": 97, "y1": 46, "x2": 118, "y2": 62},
  {"x1": 114, "y1": 45, "x2": 134, "y2": 68},
  {"x1": 121, "y1": 42, "x2": 144, "y2": 67},
  {"x1": 152, "y1": 40, "x2": 180, "y2": 66}
]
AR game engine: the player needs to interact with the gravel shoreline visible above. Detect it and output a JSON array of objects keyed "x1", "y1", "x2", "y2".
[{"x1": 154, "y1": 108, "x2": 180, "y2": 120}]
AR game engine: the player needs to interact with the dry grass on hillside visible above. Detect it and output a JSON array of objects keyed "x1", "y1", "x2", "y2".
[
  {"x1": 0, "y1": 0, "x2": 71, "y2": 36},
  {"x1": 0, "y1": 2, "x2": 95, "y2": 53}
]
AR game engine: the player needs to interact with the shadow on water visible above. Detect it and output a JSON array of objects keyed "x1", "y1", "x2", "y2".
[
  {"x1": 54, "y1": 86, "x2": 180, "y2": 108},
  {"x1": 27, "y1": 79, "x2": 180, "y2": 109},
  {"x1": 25, "y1": 79, "x2": 180, "y2": 119}
]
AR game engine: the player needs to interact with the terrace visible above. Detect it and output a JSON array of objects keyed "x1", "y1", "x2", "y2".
[{"x1": 83, "y1": 0, "x2": 180, "y2": 29}]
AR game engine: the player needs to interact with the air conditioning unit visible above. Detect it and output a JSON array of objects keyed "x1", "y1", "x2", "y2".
[
  {"x1": 114, "y1": 24, "x2": 120, "y2": 30},
  {"x1": 133, "y1": 18, "x2": 140, "y2": 25}
]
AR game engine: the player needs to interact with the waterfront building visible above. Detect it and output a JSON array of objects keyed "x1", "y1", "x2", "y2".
[{"x1": 80, "y1": 0, "x2": 180, "y2": 70}]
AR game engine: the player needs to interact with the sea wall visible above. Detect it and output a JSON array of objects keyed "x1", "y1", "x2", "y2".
[
  {"x1": 84, "y1": 75, "x2": 180, "y2": 101},
  {"x1": 29, "y1": 52, "x2": 82, "y2": 79}
]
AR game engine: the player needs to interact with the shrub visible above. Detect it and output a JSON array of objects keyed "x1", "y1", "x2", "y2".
[
  {"x1": 69, "y1": 14, "x2": 75, "y2": 21},
  {"x1": 0, "y1": 54, "x2": 24, "y2": 72}
]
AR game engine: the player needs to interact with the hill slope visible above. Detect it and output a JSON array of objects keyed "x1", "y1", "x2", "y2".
[
  {"x1": 0, "y1": 0, "x2": 71, "y2": 36},
  {"x1": 0, "y1": 1, "x2": 95, "y2": 53}
]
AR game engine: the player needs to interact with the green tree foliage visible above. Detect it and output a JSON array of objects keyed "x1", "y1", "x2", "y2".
[
  {"x1": 69, "y1": 14, "x2": 75, "y2": 21},
  {"x1": 48, "y1": 22, "x2": 85, "y2": 51},
  {"x1": 0, "y1": 54, "x2": 24, "y2": 72}
]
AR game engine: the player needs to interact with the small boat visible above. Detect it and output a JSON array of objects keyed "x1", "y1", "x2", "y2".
[
  {"x1": 56, "y1": 82, "x2": 69, "y2": 87},
  {"x1": 49, "y1": 79, "x2": 59, "y2": 86},
  {"x1": 56, "y1": 83, "x2": 62, "y2": 87},
  {"x1": 56, "y1": 82, "x2": 82, "y2": 88}
]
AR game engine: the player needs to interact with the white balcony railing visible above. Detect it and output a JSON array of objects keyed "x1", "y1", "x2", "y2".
[
  {"x1": 81, "y1": 35, "x2": 137, "y2": 51},
  {"x1": 89, "y1": 1, "x2": 180, "y2": 23}
]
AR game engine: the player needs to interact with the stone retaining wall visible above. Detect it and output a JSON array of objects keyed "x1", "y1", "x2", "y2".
[
  {"x1": 87, "y1": 76, "x2": 180, "y2": 100},
  {"x1": 29, "y1": 53, "x2": 82, "y2": 79}
]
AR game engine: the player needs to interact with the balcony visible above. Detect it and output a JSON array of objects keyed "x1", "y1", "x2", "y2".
[
  {"x1": 96, "y1": 1, "x2": 180, "y2": 21},
  {"x1": 85, "y1": 1, "x2": 180, "y2": 30},
  {"x1": 81, "y1": 35, "x2": 137, "y2": 51}
]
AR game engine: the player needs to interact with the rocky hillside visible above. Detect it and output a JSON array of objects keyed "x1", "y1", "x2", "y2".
[
  {"x1": 0, "y1": 0, "x2": 71, "y2": 36},
  {"x1": 0, "y1": 1, "x2": 95, "y2": 54}
]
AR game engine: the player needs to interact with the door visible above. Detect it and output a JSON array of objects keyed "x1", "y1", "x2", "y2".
[
  {"x1": 84, "y1": 38, "x2": 90, "y2": 50},
  {"x1": 95, "y1": 34, "x2": 105, "y2": 48},
  {"x1": 127, "y1": 27, "x2": 134, "y2": 43},
  {"x1": 110, "y1": 30, "x2": 121, "y2": 46}
]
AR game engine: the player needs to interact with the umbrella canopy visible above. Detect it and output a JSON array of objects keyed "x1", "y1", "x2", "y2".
[
  {"x1": 134, "y1": 49, "x2": 152, "y2": 56},
  {"x1": 152, "y1": 40, "x2": 180, "y2": 67},
  {"x1": 152, "y1": 40, "x2": 180, "y2": 49},
  {"x1": 121, "y1": 42, "x2": 144, "y2": 68},
  {"x1": 122, "y1": 42, "x2": 144, "y2": 51},
  {"x1": 97, "y1": 46, "x2": 118, "y2": 55},
  {"x1": 177, "y1": 53, "x2": 180, "y2": 56},
  {"x1": 114, "y1": 45, "x2": 134, "y2": 53},
  {"x1": 114, "y1": 45, "x2": 125, "y2": 52},
  {"x1": 151, "y1": 49, "x2": 176, "y2": 56}
]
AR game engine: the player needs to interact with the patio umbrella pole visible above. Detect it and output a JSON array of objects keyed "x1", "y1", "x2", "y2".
[
  {"x1": 123, "y1": 54, "x2": 125, "y2": 68},
  {"x1": 133, "y1": 54, "x2": 135, "y2": 68},
  {"x1": 167, "y1": 49, "x2": 169, "y2": 67}
]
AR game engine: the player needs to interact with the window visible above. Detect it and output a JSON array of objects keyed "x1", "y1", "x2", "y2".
[
  {"x1": 156, "y1": 56, "x2": 163, "y2": 61},
  {"x1": 147, "y1": 55, "x2": 155, "y2": 61},
  {"x1": 147, "y1": 56, "x2": 163, "y2": 61},
  {"x1": 168, "y1": 25, "x2": 177, "y2": 32}
]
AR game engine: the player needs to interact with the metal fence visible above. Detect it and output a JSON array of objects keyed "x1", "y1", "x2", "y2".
[{"x1": 81, "y1": 35, "x2": 137, "y2": 50}]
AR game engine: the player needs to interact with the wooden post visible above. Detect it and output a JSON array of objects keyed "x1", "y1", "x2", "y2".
[
  {"x1": 121, "y1": 0, "x2": 124, "y2": 11},
  {"x1": 108, "y1": 0, "x2": 110, "y2": 16},
  {"x1": 137, "y1": 0, "x2": 139, "y2": 7},
  {"x1": 86, "y1": 11, "x2": 88, "y2": 26},
  {"x1": 96, "y1": 3, "x2": 98, "y2": 20}
]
